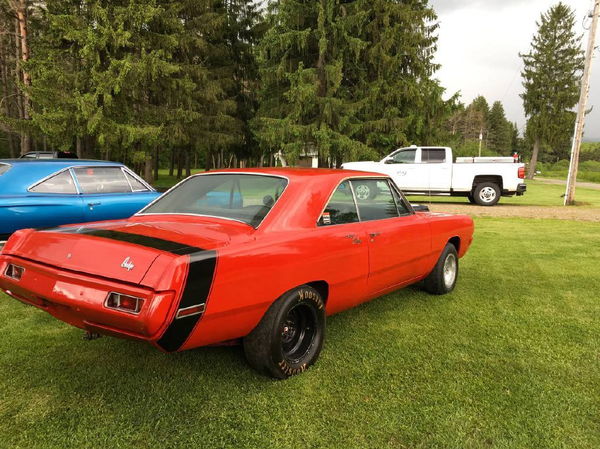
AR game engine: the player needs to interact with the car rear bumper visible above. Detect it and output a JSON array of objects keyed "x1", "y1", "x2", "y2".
[{"x1": 0, "y1": 255, "x2": 176, "y2": 344}]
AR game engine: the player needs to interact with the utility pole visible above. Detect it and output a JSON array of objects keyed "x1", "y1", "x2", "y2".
[{"x1": 565, "y1": 0, "x2": 600, "y2": 205}]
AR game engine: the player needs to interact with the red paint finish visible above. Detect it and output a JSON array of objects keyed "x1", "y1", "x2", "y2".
[{"x1": 0, "y1": 168, "x2": 474, "y2": 352}]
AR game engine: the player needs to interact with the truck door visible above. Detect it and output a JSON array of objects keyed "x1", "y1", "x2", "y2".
[
  {"x1": 382, "y1": 148, "x2": 421, "y2": 191},
  {"x1": 421, "y1": 148, "x2": 452, "y2": 191}
]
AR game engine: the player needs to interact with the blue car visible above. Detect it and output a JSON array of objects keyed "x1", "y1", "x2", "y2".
[{"x1": 0, "y1": 160, "x2": 160, "y2": 240}]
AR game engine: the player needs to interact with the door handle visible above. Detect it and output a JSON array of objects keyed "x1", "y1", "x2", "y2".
[
  {"x1": 369, "y1": 232, "x2": 381, "y2": 241},
  {"x1": 344, "y1": 234, "x2": 362, "y2": 244},
  {"x1": 87, "y1": 202, "x2": 101, "y2": 207}
]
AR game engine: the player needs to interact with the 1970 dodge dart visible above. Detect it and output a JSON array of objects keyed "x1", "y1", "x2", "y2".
[{"x1": 0, "y1": 169, "x2": 474, "y2": 378}]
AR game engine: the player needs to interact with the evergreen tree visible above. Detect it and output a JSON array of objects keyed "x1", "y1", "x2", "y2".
[
  {"x1": 520, "y1": 2, "x2": 584, "y2": 178},
  {"x1": 488, "y1": 101, "x2": 511, "y2": 154}
]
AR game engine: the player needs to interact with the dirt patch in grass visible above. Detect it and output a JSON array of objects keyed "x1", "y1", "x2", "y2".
[{"x1": 426, "y1": 203, "x2": 600, "y2": 222}]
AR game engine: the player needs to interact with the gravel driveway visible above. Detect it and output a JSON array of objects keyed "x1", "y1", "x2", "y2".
[{"x1": 426, "y1": 203, "x2": 600, "y2": 222}]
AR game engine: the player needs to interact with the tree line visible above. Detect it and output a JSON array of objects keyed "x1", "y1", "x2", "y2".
[{"x1": 0, "y1": 1, "x2": 587, "y2": 182}]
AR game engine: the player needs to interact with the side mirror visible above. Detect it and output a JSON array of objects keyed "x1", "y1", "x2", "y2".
[{"x1": 411, "y1": 204, "x2": 430, "y2": 212}]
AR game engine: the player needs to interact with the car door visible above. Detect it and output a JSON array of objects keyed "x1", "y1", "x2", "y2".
[
  {"x1": 349, "y1": 178, "x2": 431, "y2": 296},
  {"x1": 421, "y1": 148, "x2": 452, "y2": 191},
  {"x1": 315, "y1": 180, "x2": 369, "y2": 312},
  {"x1": 72, "y1": 166, "x2": 157, "y2": 222},
  {"x1": 381, "y1": 148, "x2": 421, "y2": 191}
]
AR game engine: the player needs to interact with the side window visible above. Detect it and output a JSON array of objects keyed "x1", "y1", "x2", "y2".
[
  {"x1": 388, "y1": 149, "x2": 416, "y2": 164},
  {"x1": 422, "y1": 148, "x2": 446, "y2": 163},
  {"x1": 74, "y1": 167, "x2": 132, "y2": 194},
  {"x1": 389, "y1": 181, "x2": 412, "y2": 216},
  {"x1": 350, "y1": 179, "x2": 399, "y2": 221},
  {"x1": 124, "y1": 170, "x2": 150, "y2": 192},
  {"x1": 30, "y1": 170, "x2": 77, "y2": 194},
  {"x1": 319, "y1": 181, "x2": 359, "y2": 226}
]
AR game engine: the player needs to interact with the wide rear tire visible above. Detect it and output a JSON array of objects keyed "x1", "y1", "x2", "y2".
[
  {"x1": 243, "y1": 285, "x2": 325, "y2": 379},
  {"x1": 423, "y1": 243, "x2": 459, "y2": 295}
]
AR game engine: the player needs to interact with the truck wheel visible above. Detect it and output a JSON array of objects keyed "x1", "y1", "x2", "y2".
[
  {"x1": 353, "y1": 183, "x2": 377, "y2": 200},
  {"x1": 422, "y1": 243, "x2": 458, "y2": 295},
  {"x1": 243, "y1": 285, "x2": 325, "y2": 379},
  {"x1": 473, "y1": 182, "x2": 500, "y2": 206}
]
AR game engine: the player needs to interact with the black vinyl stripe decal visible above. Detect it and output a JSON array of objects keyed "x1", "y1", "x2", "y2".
[
  {"x1": 156, "y1": 250, "x2": 217, "y2": 352},
  {"x1": 52, "y1": 226, "x2": 216, "y2": 352},
  {"x1": 56, "y1": 228, "x2": 200, "y2": 255}
]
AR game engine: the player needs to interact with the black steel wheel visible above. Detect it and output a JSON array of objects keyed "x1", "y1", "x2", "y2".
[{"x1": 243, "y1": 285, "x2": 325, "y2": 379}]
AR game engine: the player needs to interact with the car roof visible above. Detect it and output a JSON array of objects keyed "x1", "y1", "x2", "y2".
[
  {"x1": 0, "y1": 159, "x2": 119, "y2": 166},
  {"x1": 203, "y1": 167, "x2": 388, "y2": 181}
]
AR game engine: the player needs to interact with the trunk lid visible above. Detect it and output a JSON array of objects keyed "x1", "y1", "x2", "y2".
[{"x1": 5, "y1": 217, "x2": 251, "y2": 285}]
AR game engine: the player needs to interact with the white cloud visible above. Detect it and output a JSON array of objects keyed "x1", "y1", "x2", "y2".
[{"x1": 430, "y1": 0, "x2": 600, "y2": 140}]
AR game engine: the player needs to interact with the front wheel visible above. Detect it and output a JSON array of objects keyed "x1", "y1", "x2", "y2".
[
  {"x1": 422, "y1": 243, "x2": 459, "y2": 295},
  {"x1": 473, "y1": 182, "x2": 500, "y2": 206},
  {"x1": 243, "y1": 286, "x2": 325, "y2": 379}
]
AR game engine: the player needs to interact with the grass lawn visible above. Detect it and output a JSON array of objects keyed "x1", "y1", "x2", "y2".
[
  {"x1": 153, "y1": 168, "x2": 204, "y2": 190},
  {"x1": 407, "y1": 179, "x2": 600, "y2": 208},
  {"x1": 1, "y1": 217, "x2": 599, "y2": 448}
]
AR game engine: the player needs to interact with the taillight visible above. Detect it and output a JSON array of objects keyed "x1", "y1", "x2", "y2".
[
  {"x1": 105, "y1": 292, "x2": 144, "y2": 314},
  {"x1": 518, "y1": 166, "x2": 525, "y2": 179},
  {"x1": 176, "y1": 304, "x2": 206, "y2": 319},
  {"x1": 4, "y1": 264, "x2": 25, "y2": 280}
]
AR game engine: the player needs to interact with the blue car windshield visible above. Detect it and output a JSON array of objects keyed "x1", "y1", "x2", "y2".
[
  {"x1": 140, "y1": 174, "x2": 288, "y2": 227},
  {"x1": 0, "y1": 163, "x2": 10, "y2": 176}
]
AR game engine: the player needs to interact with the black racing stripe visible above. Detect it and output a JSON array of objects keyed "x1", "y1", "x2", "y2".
[
  {"x1": 52, "y1": 226, "x2": 216, "y2": 352},
  {"x1": 156, "y1": 250, "x2": 217, "y2": 352},
  {"x1": 57, "y1": 228, "x2": 200, "y2": 255}
]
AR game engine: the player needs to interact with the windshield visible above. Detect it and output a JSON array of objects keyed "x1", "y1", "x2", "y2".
[
  {"x1": 140, "y1": 174, "x2": 288, "y2": 227},
  {"x1": 0, "y1": 163, "x2": 11, "y2": 176}
]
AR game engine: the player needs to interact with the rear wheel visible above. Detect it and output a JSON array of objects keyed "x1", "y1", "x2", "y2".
[
  {"x1": 473, "y1": 182, "x2": 500, "y2": 206},
  {"x1": 423, "y1": 243, "x2": 459, "y2": 295},
  {"x1": 243, "y1": 286, "x2": 325, "y2": 379}
]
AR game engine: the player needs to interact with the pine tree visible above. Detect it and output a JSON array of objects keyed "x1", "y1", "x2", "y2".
[
  {"x1": 520, "y1": 2, "x2": 584, "y2": 178},
  {"x1": 488, "y1": 101, "x2": 511, "y2": 154}
]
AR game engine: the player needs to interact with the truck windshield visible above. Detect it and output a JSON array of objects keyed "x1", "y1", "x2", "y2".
[{"x1": 139, "y1": 173, "x2": 288, "y2": 227}]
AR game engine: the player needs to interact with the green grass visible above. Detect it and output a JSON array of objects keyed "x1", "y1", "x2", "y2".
[
  {"x1": 408, "y1": 179, "x2": 600, "y2": 208},
  {"x1": 153, "y1": 168, "x2": 204, "y2": 190},
  {"x1": 537, "y1": 160, "x2": 600, "y2": 184},
  {"x1": 1, "y1": 217, "x2": 599, "y2": 448}
]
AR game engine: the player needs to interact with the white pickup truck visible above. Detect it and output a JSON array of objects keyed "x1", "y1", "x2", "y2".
[{"x1": 341, "y1": 146, "x2": 527, "y2": 206}]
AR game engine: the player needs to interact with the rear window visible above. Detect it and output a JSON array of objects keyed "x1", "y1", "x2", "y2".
[{"x1": 0, "y1": 164, "x2": 10, "y2": 176}]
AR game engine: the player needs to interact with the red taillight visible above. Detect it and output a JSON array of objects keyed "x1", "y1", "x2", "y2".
[
  {"x1": 518, "y1": 166, "x2": 525, "y2": 179},
  {"x1": 105, "y1": 292, "x2": 143, "y2": 314},
  {"x1": 4, "y1": 264, "x2": 25, "y2": 281}
]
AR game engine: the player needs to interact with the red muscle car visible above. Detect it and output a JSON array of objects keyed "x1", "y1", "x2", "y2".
[{"x1": 0, "y1": 169, "x2": 474, "y2": 378}]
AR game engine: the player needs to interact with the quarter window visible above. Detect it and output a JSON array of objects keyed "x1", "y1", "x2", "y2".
[
  {"x1": 319, "y1": 181, "x2": 359, "y2": 226},
  {"x1": 351, "y1": 179, "x2": 399, "y2": 222},
  {"x1": 74, "y1": 167, "x2": 132, "y2": 194},
  {"x1": 30, "y1": 170, "x2": 77, "y2": 194},
  {"x1": 124, "y1": 170, "x2": 149, "y2": 191}
]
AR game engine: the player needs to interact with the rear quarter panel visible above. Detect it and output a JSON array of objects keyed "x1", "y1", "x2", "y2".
[{"x1": 451, "y1": 163, "x2": 524, "y2": 192}]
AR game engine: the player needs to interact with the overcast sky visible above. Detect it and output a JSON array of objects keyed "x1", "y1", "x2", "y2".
[{"x1": 429, "y1": 0, "x2": 600, "y2": 140}]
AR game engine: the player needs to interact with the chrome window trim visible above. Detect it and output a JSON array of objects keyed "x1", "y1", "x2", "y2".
[
  {"x1": 135, "y1": 172, "x2": 290, "y2": 229},
  {"x1": 26, "y1": 164, "x2": 145, "y2": 195},
  {"x1": 121, "y1": 167, "x2": 155, "y2": 192},
  {"x1": 27, "y1": 166, "x2": 80, "y2": 194}
]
